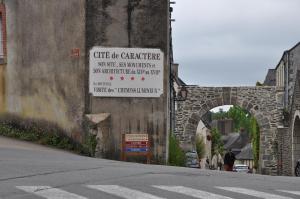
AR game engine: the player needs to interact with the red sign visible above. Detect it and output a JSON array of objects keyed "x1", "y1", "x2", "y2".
[
  {"x1": 126, "y1": 141, "x2": 148, "y2": 148},
  {"x1": 126, "y1": 141, "x2": 148, "y2": 145},
  {"x1": 121, "y1": 134, "x2": 151, "y2": 164}
]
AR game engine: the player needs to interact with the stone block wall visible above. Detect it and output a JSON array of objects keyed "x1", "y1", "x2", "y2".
[
  {"x1": 175, "y1": 86, "x2": 283, "y2": 175},
  {"x1": 284, "y1": 72, "x2": 300, "y2": 175},
  {"x1": 277, "y1": 127, "x2": 291, "y2": 176}
]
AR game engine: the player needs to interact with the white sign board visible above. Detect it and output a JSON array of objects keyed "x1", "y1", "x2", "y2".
[
  {"x1": 89, "y1": 47, "x2": 164, "y2": 97},
  {"x1": 125, "y1": 134, "x2": 149, "y2": 142}
]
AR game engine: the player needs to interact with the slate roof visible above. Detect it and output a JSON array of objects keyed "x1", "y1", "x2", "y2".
[
  {"x1": 223, "y1": 133, "x2": 240, "y2": 150},
  {"x1": 223, "y1": 132, "x2": 250, "y2": 150},
  {"x1": 236, "y1": 143, "x2": 253, "y2": 160},
  {"x1": 263, "y1": 69, "x2": 276, "y2": 86}
]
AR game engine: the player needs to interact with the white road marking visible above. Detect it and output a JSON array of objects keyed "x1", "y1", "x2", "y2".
[
  {"x1": 278, "y1": 190, "x2": 300, "y2": 196},
  {"x1": 216, "y1": 187, "x2": 294, "y2": 199},
  {"x1": 16, "y1": 186, "x2": 87, "y2": 199},
  {"x1": 153, "y1": 185, "x2": 233, "y2": 199},
  {"x1": 86, "y1": 185, "x2": 165, "y2": 199}
]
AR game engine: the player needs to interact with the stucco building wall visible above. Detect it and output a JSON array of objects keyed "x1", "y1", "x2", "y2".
[
  {"x1": 1, "y1": 0, "x2": 171, "y2": 162},
  {"x1": 86, "y1": 0, "x2": 170, "y2": 160},
  {"x1": 5, "y1": 0, "x2": 86, "y2": 139}
]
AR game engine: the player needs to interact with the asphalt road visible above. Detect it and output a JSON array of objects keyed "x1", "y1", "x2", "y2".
[{"x1": 0, "y1": 136, "x2": 299, "y2": 199}]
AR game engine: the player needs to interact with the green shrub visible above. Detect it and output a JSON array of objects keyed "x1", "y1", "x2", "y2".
[
  {"x1": 81, "y1": 134, "x2": 97, "y2": 156},
  {"x1": 168, "y1": 133, "x2": 186, "y2": 166}
]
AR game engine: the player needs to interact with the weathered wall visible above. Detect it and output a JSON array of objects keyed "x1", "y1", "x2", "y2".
[
  {"x1": 86, "y1": 0, "x2": 170, "y2": 161},
  {"x1": 5, "y1": 0, "x2": 86, "y2": 139},
  {"x1": 175, "y1": 86, "x2": 283, "y2": 175},
  {"x1": 282, "y1": 43, "x2": 300, "y2": 110},
  {"x1": 277, "y1": 127, "x2": 288, "y2": 176},
  {"x1": 281, "y1": 72, "x2": 300, "y2": 176}
]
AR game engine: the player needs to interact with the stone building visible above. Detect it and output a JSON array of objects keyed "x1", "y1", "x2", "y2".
[
  {"x1": 211, "y1": 119, "x2": 234, "y2": 136},
  {"x1": 275, "y1": 42, "x2": 300, "y2": 110},
  {"x1": 0, "y1": 0, "x2": 171, "y2": 162},
  {"x1": 277, "y1": 72, "x2": 300, "y2": 176},
  {"x1": 263, "y1": 69, "x2": 276, "y2": 86},
  {"x1": 270, "y1": 42, "x2": 300, "y2": 176}
]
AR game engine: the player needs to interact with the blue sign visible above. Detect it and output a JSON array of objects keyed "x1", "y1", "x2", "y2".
[{"x1": 125, "y1": 148, "x2": 148, "y2": 152}]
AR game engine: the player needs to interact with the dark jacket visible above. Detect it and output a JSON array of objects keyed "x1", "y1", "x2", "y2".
[{"x1": 224, "y1": 151, "x2": 235, "y2": 165}]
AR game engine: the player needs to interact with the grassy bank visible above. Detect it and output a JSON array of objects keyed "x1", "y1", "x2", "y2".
[{"x1": 0, "y1": 114, "x2": 96, "y2": 156}]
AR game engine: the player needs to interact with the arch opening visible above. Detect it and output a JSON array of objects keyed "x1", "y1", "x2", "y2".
[
  {"x1": 191, "y1": 105, "x2": 260, "y2": 171},
  {"x1": 175, "y1": 86, "x2": 281, "y2": 175},
  {"x1": 293, "y1": 115, "x2": 300, "y2": 172}
]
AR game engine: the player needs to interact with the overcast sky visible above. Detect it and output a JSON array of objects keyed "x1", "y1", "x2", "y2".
[{"x1": 172, "y1": 0, "x2": 300, "y2": 86}]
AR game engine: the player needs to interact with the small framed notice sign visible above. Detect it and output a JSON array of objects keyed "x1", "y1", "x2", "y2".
[
  {"x1": 121, "y1": 134, "x2": 151, "y2": 164},
  {"x1": 89, "y1": 47, "x2": 164, "y2": 98}
]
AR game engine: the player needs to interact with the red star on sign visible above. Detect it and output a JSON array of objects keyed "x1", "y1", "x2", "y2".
[
  {"x1": 110, "y1": 76, "x2": 114, "y2": 80},
  {"x1": 141, "y1": 77, "x2": 145, "y2": 81},
  {"x1": 120, "y1": 76, "x2": 125, "y2": 80},
  {"x1": 131, "y1": 77, "x2": 135, "y2": 80}
]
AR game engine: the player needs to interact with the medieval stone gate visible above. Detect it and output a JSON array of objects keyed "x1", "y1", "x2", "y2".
[{"x1": 175, "y1": 86, "x2": 283, "y2": 175}]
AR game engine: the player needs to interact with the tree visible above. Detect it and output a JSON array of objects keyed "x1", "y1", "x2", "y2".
[
  {"x1": 256, "y1": 81, "x2": 263, "y2": 86},
  {"x1": 211, "y1": 128, "x2": 224, "y2": 155},
  {"x1": 227, "y1": 106, "x2": 251, "y2": 132},
  {"x1": 211, "y1": 108, "x2": 228, "y2": 120}
]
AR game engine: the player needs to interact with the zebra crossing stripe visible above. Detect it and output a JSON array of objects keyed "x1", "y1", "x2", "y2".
[
  {"x1": 277, "y1": 190, "x2": 300, "y2": 196},
  {"x1": 16, "y1": 186, "x2": 87, "y2": 199},
  {"x1": 86, "y1": 185, "x2": 166, "y2": 199},
  {"x1": 216, "y1": 187, "x2": 294, "y2": 199},
  {"x1": 153, "y1": 185, "x2": 233, "y2": 199}
]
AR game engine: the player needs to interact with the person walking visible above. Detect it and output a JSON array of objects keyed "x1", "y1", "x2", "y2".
[
  {"x1": 211, "y1": 154, "x2": 218, "y2": 170},
  {"x1": 205, "y1": 157, "x2": 210, "y2": 169},
  {"x1": 217, "y1": 152, "x2": 224, "y2": 170},
  {"x1": 223, "y1": 149, "x2": 235, "y2": 171}
]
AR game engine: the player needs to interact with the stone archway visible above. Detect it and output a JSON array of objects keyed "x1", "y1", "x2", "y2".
[
  {"x1": 175, "y1": 86, "x2": 282, "y2": 175},
  {"x1": 292, "y1": 111, "x2": 300, "y2": 175}
]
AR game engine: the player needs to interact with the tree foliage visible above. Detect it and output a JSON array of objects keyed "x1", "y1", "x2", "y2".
[
  {"x1": 256, "y1": 81, "x2": 263, "y2": 86},
  {"x1": 227, "y1": 106, "x2": 251, "y2": 132},
  {"x1": 211, "y1": 108, "x2": 228, "y2": 120},
  {"x1": 211, "y1": 128, "x2": 224, "y2": 155}
]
